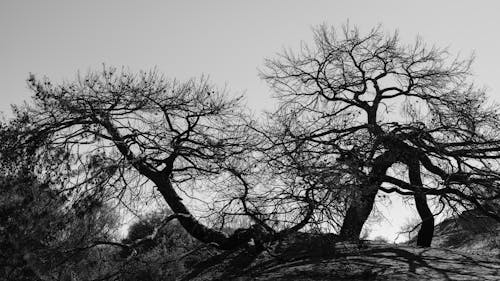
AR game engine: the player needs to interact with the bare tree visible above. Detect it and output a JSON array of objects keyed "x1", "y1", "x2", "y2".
[
  {"x1": 17, "y1": 67, "x2": 318, "y2": 250},
  {"x1": 261, "y1": 24, "x2": 500, "y2": 247}
]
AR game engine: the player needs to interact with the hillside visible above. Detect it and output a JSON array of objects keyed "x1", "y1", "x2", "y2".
[
  {"x1": 181, "y1": 233, "x2": 500, "y2": 281},
  {"x1": 428, "y1": 209, "x2": 500, "y2": 257}
]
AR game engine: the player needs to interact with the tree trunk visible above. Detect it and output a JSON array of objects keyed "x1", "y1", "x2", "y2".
[
  {"x1": 415, "y1": 193, "x2": 434, "y2": 247},
  {"x1": 152, "y1": 174, "x2": 253, "y2": 250},
  {"x1": 339, "y1": 152, "x2": 395, "y2": 240},
  {"x1": 408, "y1": 160, "x2": 434, "y2": 247},
  {"x1": 103, "y1": 118, "x2": 257, "y2": 250},
  {"x1": 339, "y1": 184, "x2": 379, "y2": 240}
]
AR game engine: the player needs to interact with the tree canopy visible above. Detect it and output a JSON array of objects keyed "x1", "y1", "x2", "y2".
[
  {"x1": 14, "y1": 67, "x2": 329, "y2": 253},
  {"x1": 261, "y1": 24, "x2": 500, "y2": 246}
]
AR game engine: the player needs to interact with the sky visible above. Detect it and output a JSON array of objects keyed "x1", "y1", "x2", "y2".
[{"x1": 2, "y1": 0, "x2": 500, "y2": 241}]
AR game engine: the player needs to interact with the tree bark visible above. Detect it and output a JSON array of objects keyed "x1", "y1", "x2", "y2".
[
  {"x1": 408, "y1": 160, "x2": 434, "y2": 247},
  {"x1": 339, "y1": 152, "x2": 395, "y2": 240}
]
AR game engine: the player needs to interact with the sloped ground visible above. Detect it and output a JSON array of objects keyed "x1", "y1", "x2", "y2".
[
  {"x1": 430, "y1": 209, "x2": 500, "y2": 257},
  {"x1": 181, "y1": 234, "x2": 500, "y2": 281}
]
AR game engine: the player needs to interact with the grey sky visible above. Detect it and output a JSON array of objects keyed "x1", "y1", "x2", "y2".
[
  {"x1": 2, "y1": 0, "x2": 500, "y2": 114},
  {"x1": 1, "y1": 0, "x2": 500, "y2": 240}
]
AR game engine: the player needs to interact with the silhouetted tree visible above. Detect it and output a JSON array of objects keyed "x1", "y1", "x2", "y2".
[
  {"x1": 261, "y1": 24, "x2": 500, "y2": 246},
  {"x1": 16, "y1": 68, "x2": 313, "y2": 251}
]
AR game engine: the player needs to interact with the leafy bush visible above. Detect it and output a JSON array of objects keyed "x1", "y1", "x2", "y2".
[{"x1": 117, "y1": 211, "x2": 216, "y2": 280}]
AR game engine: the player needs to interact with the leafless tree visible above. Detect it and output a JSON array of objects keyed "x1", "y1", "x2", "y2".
[
  {"x1": 17, "y1": 67, "x2": 317, "y2": 250},
  {"x1": 261, "y1": 24, "x2": 500, "y2": 247}
]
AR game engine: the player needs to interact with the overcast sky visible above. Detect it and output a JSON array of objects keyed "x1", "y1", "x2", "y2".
[{"x1": 2, "y1": 0, "x2": 500, "y2": 240}]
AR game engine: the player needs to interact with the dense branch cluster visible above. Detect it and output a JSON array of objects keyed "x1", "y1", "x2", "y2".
[{"x1": 261, "y1": 25, "x2": 500, "y2": 245}]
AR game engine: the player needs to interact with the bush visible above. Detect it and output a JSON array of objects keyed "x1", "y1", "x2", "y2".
[{"x1": 117, "y1": 211, "x2": 214, "y2": 280}]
